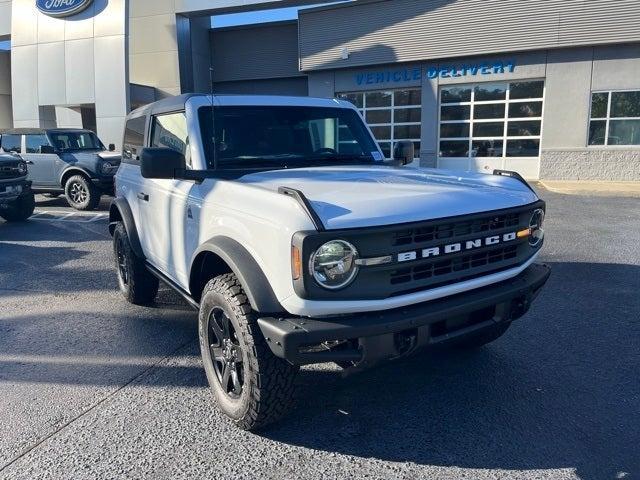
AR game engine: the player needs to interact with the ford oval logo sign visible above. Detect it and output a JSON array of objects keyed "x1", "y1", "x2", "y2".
[{"x1": 36, "y1": 0, "x2": 93, "y2": 18}]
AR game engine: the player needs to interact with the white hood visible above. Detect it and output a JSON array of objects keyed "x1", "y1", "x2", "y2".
[{"x1": 238, "y1": 166, "x2": 539, "y2": 230}]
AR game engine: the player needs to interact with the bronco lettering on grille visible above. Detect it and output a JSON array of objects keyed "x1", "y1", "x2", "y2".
[{"x1": 397, "y1": 232, "x2": 518, "y2": 262}]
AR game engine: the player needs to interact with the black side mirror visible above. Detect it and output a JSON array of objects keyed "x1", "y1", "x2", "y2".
[
  {"x1": 40, "y1": 145, "x2": 56, "y2": 154},
  {"x1": 108, "y1": 143, "x2": 116, "y2": 152},
  {"x1": 393, "y1": 141, "x2": 415, "y2": 166},
  {"x1": 140, "y1": 148, "x2": 186, "y2": 179}
]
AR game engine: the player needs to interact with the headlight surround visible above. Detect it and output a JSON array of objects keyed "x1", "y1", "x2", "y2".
[
  {"x1": 17, "y1": 162, "x2": 27, "y2": 175},
  {"x1": 309, "y1": 240, "x2": 359, "y2": 290},
  {"x1": 529, "y1": 209, "x2": 545, "y2": 247}
]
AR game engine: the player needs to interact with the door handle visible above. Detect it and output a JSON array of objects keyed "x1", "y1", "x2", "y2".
[{"x1": 137, "y1": 192, "x2": 149, "y2": 202}]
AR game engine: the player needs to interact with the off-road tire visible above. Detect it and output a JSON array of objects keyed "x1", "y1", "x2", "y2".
[
  {"x1": 64, "y1": 174, "x2": 101, "y2": 211},
  {"x1": 454, "y1": 322, "x2": 511, "y2": 349},
  {"x1": 199, "y1": 273, "x2": 298, "y2": 431},
  {"x1": 113, "y1": 222, "x2": 159, "y2": 305},
  {"x1": 0, "y1": 193, "x2": 35, "y2": 222}
]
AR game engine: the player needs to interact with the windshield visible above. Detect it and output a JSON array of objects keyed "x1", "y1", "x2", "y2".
[
  {"x1": 48, "y1": 131, "x2": 104, "y2": 152},
  {"x1": 198, "y1": 106, "x2": 381, "y2": 170}
]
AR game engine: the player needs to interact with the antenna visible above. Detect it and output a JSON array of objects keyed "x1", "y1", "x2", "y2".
[{"x1": 209, "y1": 66, "x2": 218, "y2": 170}]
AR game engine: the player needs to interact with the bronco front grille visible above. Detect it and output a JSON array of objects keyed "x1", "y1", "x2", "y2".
[
  {"x1": 390, "y1": 244, "x2": 519, "y2": 285},
  {"x1": 0, "y1": 163, "x2": 23, "y2": 180},
  {"x1": 295, "y1": 201, "x2": 545, "y2": 301},
  {"x1": 393, "y1": 212, "x2": 520, "y2": 247}
]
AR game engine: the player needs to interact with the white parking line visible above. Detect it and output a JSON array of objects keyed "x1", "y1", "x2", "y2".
[{"x1": 30, "y1": 210, "x2": 108, "y2": 223}]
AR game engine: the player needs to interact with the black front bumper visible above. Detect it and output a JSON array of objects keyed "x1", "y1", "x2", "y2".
[
  {"x1": 0, "y1": 180, "x2": 32, "y2": 205},
  {"x1": 258, "y1": 263, "x2": 551, "y2": 367}
]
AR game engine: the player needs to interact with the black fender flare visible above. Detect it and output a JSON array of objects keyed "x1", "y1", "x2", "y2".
[
  {"x1": 192, "y1": 237, "x2": 283, "y2": 314},
  {"x1": 59, "y1": 166, "x2": 94, "y2": 187},
  {"x1": 108, "y1": 197, "x2": 145, "y2": 259}
]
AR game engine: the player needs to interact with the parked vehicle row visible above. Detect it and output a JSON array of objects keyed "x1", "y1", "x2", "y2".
[
  {"x1": 0, "y1": 128, "x2": 120, "y2": 211},
  {"x1": 109, "y1": 94, "x2": 550, "y2": 431}
]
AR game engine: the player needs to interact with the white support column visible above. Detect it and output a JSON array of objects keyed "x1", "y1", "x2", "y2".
[{"x1": 55, "y1": 106, "x2": 83, "y2": 128}]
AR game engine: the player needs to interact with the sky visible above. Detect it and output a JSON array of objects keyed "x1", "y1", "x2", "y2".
[{"x1": 211, "y1": 2, "x2": 349, "y2": 28}]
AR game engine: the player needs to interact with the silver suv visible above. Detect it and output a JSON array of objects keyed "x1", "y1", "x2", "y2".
[{"x1": 0, "y1": 128, "x2": 120, "y2": 210}]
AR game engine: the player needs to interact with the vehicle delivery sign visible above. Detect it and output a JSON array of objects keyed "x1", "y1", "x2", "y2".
[{"x1": 36, "y1": 0, "x2": 93, "y2": 18}]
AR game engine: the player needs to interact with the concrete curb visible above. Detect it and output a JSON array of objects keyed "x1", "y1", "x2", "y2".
[{"x1": 538, "y1": 181, "x2": 640, "y2": 197}]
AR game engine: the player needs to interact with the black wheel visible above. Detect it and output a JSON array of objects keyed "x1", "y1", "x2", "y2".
[
  {"x1": 113, "y1": 222, "x2": 159, "y2": 305},
  {"x1": 0, "y1": 193, "x2": 35, "y2": 222},
  {"x1": 199, "y1": 273, "x2": 298, "y2": 431},
  {"x1": 454, "y1": 322, "x2": 511, "y2": 349},
  {"x1": 64, "y1": 175, "x2": 100, "y2": 211}
]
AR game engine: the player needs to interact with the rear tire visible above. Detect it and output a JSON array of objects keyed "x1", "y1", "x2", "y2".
[
  {"x1": 199, "y1": 273, "x2": 298, "y2": 431},
  {"x1": 113, "y1": 222, "x2": 159, "y2": 305},
  {"x1": 454, "y1": 322, "x2": 511, "y2": 349},
  {"x1": 65, "y1": 174, "x2": 100, "y2": 211},
  {"x1": 0, "y1": 193, "x2": 35, "y2": 222}
]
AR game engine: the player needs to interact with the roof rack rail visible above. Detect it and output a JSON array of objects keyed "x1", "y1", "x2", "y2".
[
  {"x1": 278, "y1": 186, "x2": 325, "y2": 232},
  {"x1": 493, "y1": 169, "x2": 536, "y2": 193}
]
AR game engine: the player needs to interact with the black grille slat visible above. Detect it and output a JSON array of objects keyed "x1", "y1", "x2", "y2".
[
  {"x1": 390, "y1": 245, "x2": 520, "y2": 286},
  {"x1": 393, "y1": 212, "x2": 520, "y2": 248},
  {"x1": 0, "y1": 161, "x2": 23, "y2": 180}
]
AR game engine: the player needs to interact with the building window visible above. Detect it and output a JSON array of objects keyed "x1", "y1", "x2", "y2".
[
  {"x1": 438, "y1": 80, "x2": 544, "y2": 161},
  {"x1": 338, "y1": 88, "x2": 422, "y2": 159},
  {"x1": 589, "y1": 91, "x2": 640, "y2": 146}
]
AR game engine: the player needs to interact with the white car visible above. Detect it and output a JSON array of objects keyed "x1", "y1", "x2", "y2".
[{"x1": 109, "y1": 94, "x2": 550, "y2": 430}]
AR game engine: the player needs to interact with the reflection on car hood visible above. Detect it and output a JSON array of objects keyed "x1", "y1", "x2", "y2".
[{"x1": 237, "y1": 165, "x2": 539, "y2": 230}]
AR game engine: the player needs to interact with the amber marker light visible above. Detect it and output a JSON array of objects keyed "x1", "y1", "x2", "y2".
[
  {"x1": 517, "y1": 228, "x2": 532, "y2": 239},
  {"x1": 291, "y1": 245, "x2": 302, "y2": 280}
]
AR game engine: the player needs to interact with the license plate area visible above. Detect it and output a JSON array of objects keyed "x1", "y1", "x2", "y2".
[{"x1": 1, "y1": 185, "x2": 22, "y2": 195}]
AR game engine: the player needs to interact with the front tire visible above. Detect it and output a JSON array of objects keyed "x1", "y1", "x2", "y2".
[
  {"x1": 0, "y1": 193, "x2": 35, "y2": 222},
  {"x1": 65, "y1": 175, "x2": 100, "y2": 211},
  {"x1": 113, "y1": 222, "x2": 159, "y2": 305},
  {"x1": 199, "y1": 273, "x2": 298, "y2": 431}
]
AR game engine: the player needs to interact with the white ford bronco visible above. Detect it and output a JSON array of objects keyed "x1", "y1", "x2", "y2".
[{"x1": 109, "y1": 94, "x2": 550, "y2": 430}]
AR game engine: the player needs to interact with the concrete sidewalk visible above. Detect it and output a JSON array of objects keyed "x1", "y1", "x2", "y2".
[{"x1": 537, "y1": 180, "x2": 640, "y2": 197}]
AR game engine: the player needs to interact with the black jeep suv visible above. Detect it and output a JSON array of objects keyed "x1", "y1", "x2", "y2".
[
  {"x1": 0, "y1": 128, "x2": 121, "y2": 211},
  {"x1": 0, "y1": 153, "x2": 35, "y2": 222}
]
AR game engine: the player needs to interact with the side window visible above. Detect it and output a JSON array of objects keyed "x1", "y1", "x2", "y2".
[
  {"x1": 123, "y1": 116, "x2": 146, "y2": 163},
  {"x1": 0, "y1": 134, "x2": 22, "y2": 153},
  {"x1": 150, "y1": 112, "x2": 190, "y2": 167},
  {"x1": 25, "y1": 134, "x2": 51, "y2": 154}
]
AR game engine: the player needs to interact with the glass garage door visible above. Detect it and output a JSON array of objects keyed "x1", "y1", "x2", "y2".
[
  {"x1": 338, "y1": 89, "x2": 422, "y2": 160},
  {"x1": 437, "y1": 80, "x2": 544, "y2": 179}
]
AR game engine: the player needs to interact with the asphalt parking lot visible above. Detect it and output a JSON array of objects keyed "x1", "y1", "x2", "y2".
[{"x1": 0, "y1": 189, "x2": 639, "y2": 480}]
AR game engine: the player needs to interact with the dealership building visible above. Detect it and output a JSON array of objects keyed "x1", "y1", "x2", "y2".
[{"x1": 0, "y1": 0, "x2": 639, "y2": 180}]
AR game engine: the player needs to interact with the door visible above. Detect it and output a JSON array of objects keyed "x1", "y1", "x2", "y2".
[
  {"x1": 23, "y1": 133, "x2": 59, "y2": 187},
  {"x1": 138, "y1": 111, "x2": 193, "y2": 287}
]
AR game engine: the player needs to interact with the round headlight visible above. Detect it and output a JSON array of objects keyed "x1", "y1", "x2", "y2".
[
  {"x1": 17, "y1": 162, "x2": 27, "y2": 175},
  {"x1": 529, "y1": 209, "x2": 545, "y2": 247},
  {"x1": 102, "y1": 162, "x2": 113, "y2": 172},
  {"x1": 309, "y1": 240, "x2": 359, "y2": 290}
]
